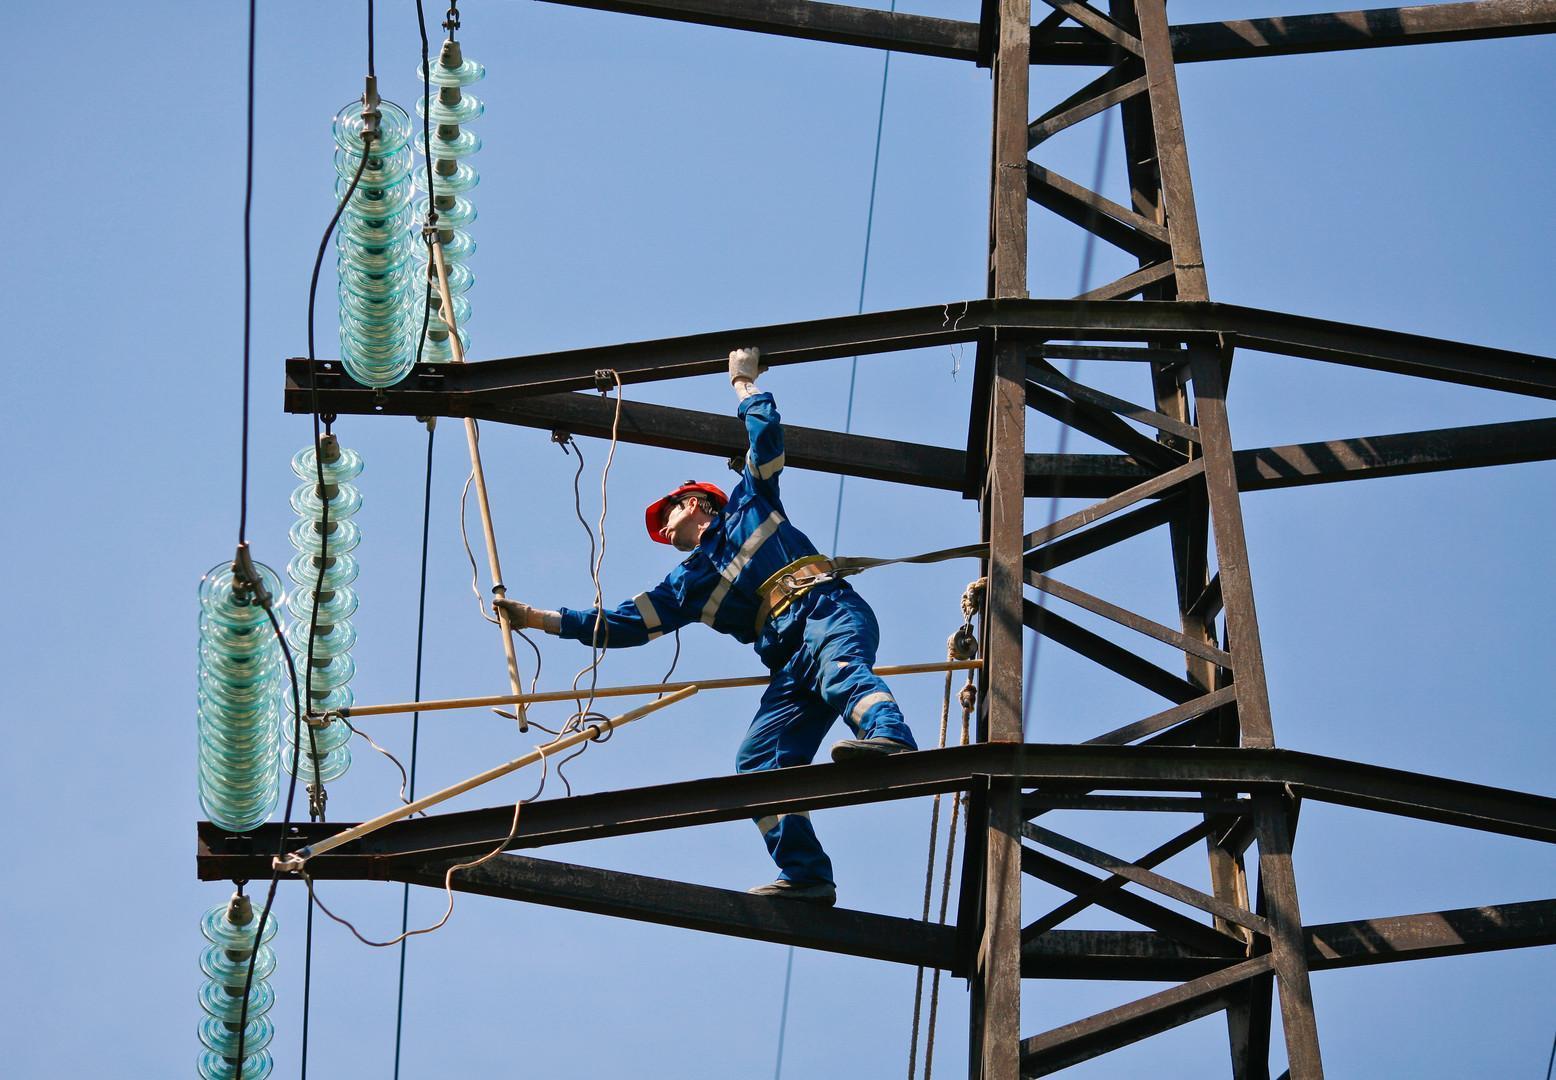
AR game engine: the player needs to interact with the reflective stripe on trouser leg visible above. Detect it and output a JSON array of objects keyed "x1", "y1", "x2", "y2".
[
  {"x1": 805, "y1": 590, "x2": 917, "y2": 748},
  {"x1": 736, "y1": 668, "x2": 837, "y2": 885}
]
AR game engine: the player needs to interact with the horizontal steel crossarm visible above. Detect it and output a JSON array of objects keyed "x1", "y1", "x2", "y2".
[
  {"x1": 535, "y1": 0, "x2": 982, "y2": 59},
  {"x1": 474, "y1": 392, "x2": 971, "y2": 491},
  {"x1": 529, "y1": 0, "x2": 1554, "y2": 64},
  {"x1": 197, "y1": 745, "x2": 1556, "y2": 880},
  {"x1": 283, "y1": 299, "x2": 1556, "y2": 413},
  {"x1": 1022, "y1": 899, "x2": 1556, "y2": 980},
  {"x1": 1034, "y1": 0, "x2": 1556, "y2": 63},
  {"x1": 1238, "y1": 416, "x2": 1556, "y2": 490},
  {"x1": 390, "y1": 851, "x2": 957, "y2": 968},
  {"x1": 467, "y1": 395, "x2": 1555, "y2": 497}
]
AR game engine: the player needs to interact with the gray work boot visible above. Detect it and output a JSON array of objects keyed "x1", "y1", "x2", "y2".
[
  {"x1": 829, "y1": 736, "x2": 915, "y2": 763},
  {"x1": 747, "y1": 879, "x2": 838, "y2": 906}
]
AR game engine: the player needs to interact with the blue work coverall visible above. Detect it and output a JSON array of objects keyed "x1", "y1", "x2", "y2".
[{"x1": 557, "y1": 391, "x2": 916, "y2": 886}]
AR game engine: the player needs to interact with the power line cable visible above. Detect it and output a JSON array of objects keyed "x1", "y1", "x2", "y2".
[
  {"x1": 237, "y1": 0, "x2": 256, "y2": 543},
  {"x1": 393, "y1": 4, "x2": 440, "y2": 1070},
  {"x1": 393, "y1": 424, "x2": 436, "y2": 1079},
  {"x1": 829, "y1": 1, "x2": 897, "y2": 557},
  {"x1": 776, "y1": 16, "x2": 899, "y2": 1075}
]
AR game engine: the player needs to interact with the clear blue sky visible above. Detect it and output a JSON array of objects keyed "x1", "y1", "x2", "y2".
[{"x1": 2, "y1": 1, "x2": 1551, "y2": 1077}]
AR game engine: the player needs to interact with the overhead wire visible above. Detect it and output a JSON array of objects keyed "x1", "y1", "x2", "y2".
[
  {"x1": 392, "y1": 424, "x2": 436, "y2": 1080},
  {"x1": 232, "y1": 0, "x2": 387, "y2": 1071},
  {"x1": 775, "y1": 15, "x2": 899, "y2": 1075}
]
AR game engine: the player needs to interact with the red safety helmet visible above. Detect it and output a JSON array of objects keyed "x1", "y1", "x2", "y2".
[{"x1": 645, "y1": 480, "x2": 727, "y2": 544}]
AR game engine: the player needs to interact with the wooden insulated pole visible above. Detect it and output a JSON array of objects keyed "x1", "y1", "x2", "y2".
[
  {"x1": 341, "y1": 659, "x2": 985, "y2": 719},
  {"x1": 275, "y1": 686, "x2": 700, "y2": 870},
  {"x1": 427, "y1": 233, "x2": 528, "y2": 730}
]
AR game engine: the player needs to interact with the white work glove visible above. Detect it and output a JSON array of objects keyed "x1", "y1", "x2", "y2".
[
  {"x1": 728, "y1": 347, "x2": 767, "y2": 386},
  {"x1": 494, "y1": 598, "x2": 560, "y2": 634}
]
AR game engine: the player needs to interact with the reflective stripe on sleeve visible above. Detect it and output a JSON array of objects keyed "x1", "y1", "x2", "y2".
[
  {"x1": 747, "y1": 451, "x2": 786, "y2": 481},
  {"x1": 701, "y1": 511, "x2": 784, "y2": 626},
  {"x1": 633, "y1": 592, "x2": 663, "y2": 641},
  {"x1": 849, "y1": 690, "x2": 896, "y2": 727}
]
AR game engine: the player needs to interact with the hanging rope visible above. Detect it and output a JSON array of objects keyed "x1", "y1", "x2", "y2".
[{"x1": 907, "y1": 580, "x2": 983, "y2": 1078}]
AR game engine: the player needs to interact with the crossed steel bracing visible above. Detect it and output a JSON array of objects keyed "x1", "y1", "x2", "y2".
[{"x1": 209, "y1": 0, "x2": 1556, "y2": 1074}]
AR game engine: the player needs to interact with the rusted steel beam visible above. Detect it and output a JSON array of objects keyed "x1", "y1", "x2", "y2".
[
  {"x1": 1169, "y1": 0, "x2": 1556, "y2": 61},
  {"x1": 1028, "y1": 67, "x2": 1147, "y2": 149},
  {"x1": 456, "y1": 395, "x2": 1554, "y2": 499},
  {"x1": 534, "y1": 0, "x2": 982, "y2": 58},
  {"x1": 1306, "y1": 898, "x2": 1556, "y2": 969},
  {"x1": 1025, "y1": 378, "x2": 1186, "y2": 468},
  {"x1": 1028, "y1": 358, "x2": 1202, "y2": 442},
  {"x1": 390, "y1": 852, "x2": 957, "y2": 967},
  {"x1": 1023, "y1": 820, "x2": 1216, "y2": 937},
  {"x1": 1023, "y1": 899, "x2": 1556, "y2": 980},
  {"x1": 472, "y1": 392, "x2": 971, "y2": 490},
  {"x1": 1032, "y1": 0, "x2": 1556, "y2": 63},
  {"x1": 1238, "y1": 416, "x2": 1556, "y2": 490},
  {"x1": 1020, "y1": 846, "x2": 1247, "y2": 956},
  {"x1": 282, "y1": 299, "x2": 1556, "y2": 412},
  {"x1": 1026, "y1": 162, "x2": 1172, "y2": 259},
  {"x1": 197, "y1": 743, "x2": 1556, "y2": 879},
  {"x1": 1022, "y1": 599, "x2": 1206, "y2": 703},
  {"x1": 1085, "y1": 684, "x2": 1238, "y2": 746},
  {"x1": 1254, "y1": 796, "x2": 1325, "y2": 1077},
  {"x1": 1020, "y1": 955, "x2": 1277, "y2": 1074},
  {"x1": 524, "y1": 0, "x2": 1555, "y2": 65},
  {"x1": 1025, "y1": 823, "x2": 1271, "y2": 935},
  {"x1": 1025, "y1": 568, "x2": 1234, "y2": 668}
]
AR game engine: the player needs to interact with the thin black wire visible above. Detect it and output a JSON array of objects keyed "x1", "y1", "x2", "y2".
[
  {"x1": 367, "y1": 0, "x2": 376, "y2": 78},
  {"x1": 238, "y1": 0, "x2": 256, "y2": 543},
  {"x1": 300, "y1": 900, "x2": 315, "y2": 1079},
  {"x1": 1019, "y1": 116, "x2": 1112, "y2": 738},
  {"x1": 233, "y1": 604, "x2": 307, "y2": 1080},
  {"x1": 393, "y1": 14, "x2": 438, "y2": 1056},
  {"x1": 1545, "y1": 1026, "x2": 1555, "y2": 1080},
  {"x1": 232, "y1": 74, "x2": 377, "y2": 1080},
  {"x1": 393, "y1": 423, "x2": 436, "y2": 1079}
]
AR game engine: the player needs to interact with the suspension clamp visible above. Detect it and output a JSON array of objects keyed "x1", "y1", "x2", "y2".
[
  {"x1": 592, "y1": 369, "x2": 615, "y2": 394},
  {"x1": 231, "y1": 542, "x2": 273, "y2": 609}
]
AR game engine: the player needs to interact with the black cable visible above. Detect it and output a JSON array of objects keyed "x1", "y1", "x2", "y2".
[
  {"x1": 367, "y1": 0, "x2": 376, "y2": 78},
  {"x1": 237, "y1": 0, "x2": 256, "y2": 543},
  {"x1": 393, "y1": 423, "x2": 436, "y2": 1080},
  {"x1": 231, "y1": 80, "x2": 377, "y2": 1080},
  {"x1": 232, "y1": 603, "x2": 307, "y2": 1080},
  {"x1": 300, "y1": 899, "x2": 315, "y2": 1080}
]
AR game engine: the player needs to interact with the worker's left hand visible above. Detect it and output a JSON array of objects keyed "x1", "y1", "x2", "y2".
[
  {"x1": 494, "y1": 597, "x2": 544, "y2": 630},
  {"x1": 728, "y1": 347, "x2": 767, "y2": 385}
]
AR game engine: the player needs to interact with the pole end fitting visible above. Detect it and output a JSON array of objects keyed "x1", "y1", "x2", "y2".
[{"x1": 272, "y1": 851, "x2": 308, "y2": 874}]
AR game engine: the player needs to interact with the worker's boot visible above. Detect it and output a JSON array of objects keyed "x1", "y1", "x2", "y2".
[
  {"x1": 829, "y1": 736, "x2": 914, "y2": 763},
  {"x1": 747, "y1": 879, "x2": 837, "y2": 905}
]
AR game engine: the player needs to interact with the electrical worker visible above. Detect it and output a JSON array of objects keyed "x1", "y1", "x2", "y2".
[{"x1": 496, "y1": 348, "x2": 916, "y2": 905}]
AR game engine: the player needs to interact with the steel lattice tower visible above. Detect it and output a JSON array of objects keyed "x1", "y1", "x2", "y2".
[{"x1": 201, "y1": 1, "x2": 1556, "y2": 1074}]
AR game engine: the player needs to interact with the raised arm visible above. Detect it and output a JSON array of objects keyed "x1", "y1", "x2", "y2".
[{"x1": 729, "y1": 347, "x2": 784, "y2": 496}]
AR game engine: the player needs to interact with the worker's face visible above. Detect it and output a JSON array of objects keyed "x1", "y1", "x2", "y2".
[{"x1": 661, "y1": 496, "x2": 714, "y2": 552}]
